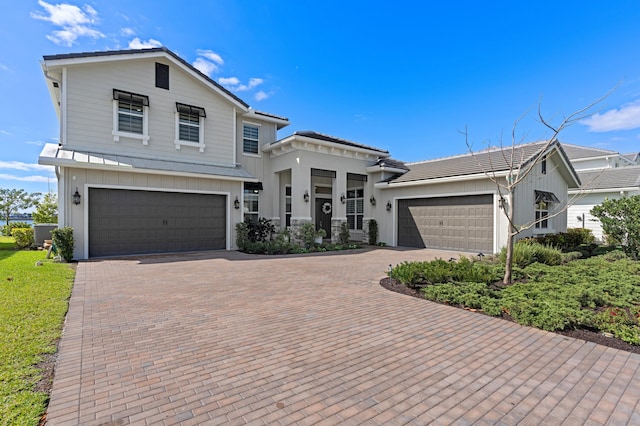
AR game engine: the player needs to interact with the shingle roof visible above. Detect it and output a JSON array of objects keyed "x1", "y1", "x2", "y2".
[
  {"x1": 561, "y1": 143, "x2": 618, "y2": 160},
  {"x1": 392, "y1": 141, "x2": 560, "y2": 183},
  {"x1": 43, "y1": 47, "x2": 250, "y2": 109},
  {"x1": 290, "y1": 131, "x2": 389, "y2": 154},
  {"x1": 577, "y1": 166, "x2": 640, "y2": 190},
  {"x1": 623, "y1": 152, "x2": 640, "y2": 164},
  {"x1": 38, "y1": 143, "x2": 255, "y2": 180}
]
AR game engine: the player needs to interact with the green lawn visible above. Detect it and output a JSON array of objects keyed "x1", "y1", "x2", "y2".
[{"x1": 0, "y1": 236, "x2": 75, "y2": 426}]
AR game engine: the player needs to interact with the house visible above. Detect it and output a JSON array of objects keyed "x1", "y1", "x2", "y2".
[
  {"x1": 38, "y1": 47, "x2": 580, "y2": 259},
  {"x1": 563, "y1": 144, "x2": 640, "y2": 241}
]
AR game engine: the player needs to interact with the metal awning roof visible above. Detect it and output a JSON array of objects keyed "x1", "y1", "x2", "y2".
[{"x1": 535, "y1": 190, "x2": 560, "y2": 203}]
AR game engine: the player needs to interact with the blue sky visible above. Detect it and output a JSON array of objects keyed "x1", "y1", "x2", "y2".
[{"x1": 1, "y1": 1, "x2": 640, "y2": 197}]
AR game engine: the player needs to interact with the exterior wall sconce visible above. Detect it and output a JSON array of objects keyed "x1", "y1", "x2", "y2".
[
  {"x1": 386, "y1": 200, "x2": 392, "y2": 211},
  {"x1": 369, "y1": 195, "x2": 376, "y2": 205},
  {"x1": 340, "y1": 193, "x2": 346, "y2": 204},
  {"x1": 72, "y1": 187, "x2": 81, "y2": 205},
  {"x1": 234, "y1": 196, "x2": 240, "y2": 209},
  {"x1": 303, "y1": 190, "x2": 310, "y2": 203}
]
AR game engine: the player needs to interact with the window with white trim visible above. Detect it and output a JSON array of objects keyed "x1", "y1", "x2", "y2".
[
  {"x1": 112, "y1": 89, "x2": 149, "y2": 144},
  {"x1": 534, "y1": 190, "x2": 559, "y2": 230},
  {"x1": 243, "y1": 123, "x2": 259, "y2": 154},
  {"x1": 244, "y1": 189, "x2": 259, "y2": 223},
  {"x1": 285, "y1": 185, "x2": 292, "y2": 227},
  {"x1": 175, "y1": 103, "x2": 206, "y2": 152},
  {"x1": 346, "y1": 188, "x2": 364, "y2": 230}
]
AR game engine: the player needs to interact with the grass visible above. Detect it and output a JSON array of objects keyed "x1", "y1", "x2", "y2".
[{"x1": 0, "y1": 236, "x2": 75, "y2": 426}]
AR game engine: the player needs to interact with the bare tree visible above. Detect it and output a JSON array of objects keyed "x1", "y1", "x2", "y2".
[{"x1": 463, "y1": 92, "x2": 613, "y2": 284}]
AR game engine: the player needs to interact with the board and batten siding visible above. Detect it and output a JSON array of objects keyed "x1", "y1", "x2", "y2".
[{"x1": 64, "y1": 58, "x2": 236, "y2": 165}]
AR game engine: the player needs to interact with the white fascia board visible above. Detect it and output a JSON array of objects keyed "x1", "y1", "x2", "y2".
[
  {"x1": 569, "y1": 186, "x2": 639, "y2": 194},
  {"x1": 242, "y1": 110, "x2": 290, "y2": 128},
  {"x1": 264, "y1": 135, "x2": 387, "y2": 158},
  {"x1": 377, "y1": 170, "x2": 511, "y2": 189},
  {"x1": 365, "y1": 165, "x2": 408, "y2": 174}
]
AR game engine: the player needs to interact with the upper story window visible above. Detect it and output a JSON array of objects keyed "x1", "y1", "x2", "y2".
[
  {"x1": 541, "y1": 156, "x2": 547, "y2": 175},
  {"x1": 112, "y1": 89, "x2": 149, "y2": 144},
  {"x1": 175, "y1": 103, "x2": 206, "y2": 152},
  {"x1": 243, "y1": 123, "x2": 260, "y2": 155}
]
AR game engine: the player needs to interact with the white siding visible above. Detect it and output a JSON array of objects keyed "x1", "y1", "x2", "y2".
[{"x1": 64, "y1": 58, "x2": 236, "y2": 165}]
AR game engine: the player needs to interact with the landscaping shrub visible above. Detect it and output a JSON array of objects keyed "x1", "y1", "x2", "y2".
[
  {"x1": 389, "y1": 257, "x2": 501, "y2": 289},
  {"x1": 593, "y1": 307, "x2": 640, "y2": 345},
  {"x1": 499, "y1": 241, "x2": 562, "y2": 268},
  {"x1": 298, "y1": 222, "x2": 326, "y2": 248},
  {"x1": 339, "y1": 222, "x2": 350, "y2": 245},
  {"x1": 422, "y1": 282, "x2": 502, "y2": 316},
  {"x1": 534, "y1": 228, "x2": 595, "y2": 251},
  {"x1": 1, "y1": 221, "x2": 31, "y2": 236},
  {"x1": 51, "y1": 226, "x2": 74, "y2": 262},
  {"x1": 11, "y1": 228, "x2": 34, "y2": 249},
  {"x1": 591, "y1": 195, "x2": 640, "y2": 259},
  {"x1": 368, "y1": 219, "x2": 378, "y2": 245}
]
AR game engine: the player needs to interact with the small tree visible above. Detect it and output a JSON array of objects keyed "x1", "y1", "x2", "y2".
[
  {"x1": 591, "y1": 195, "x2": 640, "y2": 259},
  {"x1": 0, "y1": 188, "x2": 40, "y2": 226},
  {"x1": 32, "y1": 192, "x2": 58, "y2": 224}
]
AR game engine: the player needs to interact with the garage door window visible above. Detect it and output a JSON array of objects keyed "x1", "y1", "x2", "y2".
[{"x1": 346, "y1": 188, "x2": 364, "y2": 230}]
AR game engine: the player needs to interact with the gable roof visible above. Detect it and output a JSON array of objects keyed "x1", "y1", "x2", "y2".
[
  {"x1": 266, "y1": 131, "x2": 390, "y2": 157},
  {"x1": 561, "y1": 143, "x2": 619, "y2": 160},
  {"x1": 623, "y1": 152, "x2": 640, "y2": 164},
  {"x1": 392, "y1": 140, "x2": 577, "y2": 184},
  {"x1": 577, "y1": 166, "x2": 640, "y2": 191},
  {"x1": 293, "y1": 131, "x2": 389, "y2": 154}
]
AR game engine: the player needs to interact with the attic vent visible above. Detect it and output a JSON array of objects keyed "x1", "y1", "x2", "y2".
[{"x1": 155, "y1": 63, "x2": 169, "y2": 90}]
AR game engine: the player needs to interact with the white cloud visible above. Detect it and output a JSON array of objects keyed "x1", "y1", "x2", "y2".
[
  {"x1": 0, "y1": 173, "x2": 54, "y2": 183},
  {"x1": 120, "y1": 27, "x2": 135, "y2": 36},
  {"x1": 0, "y1": 64, "x2": 8, "y2": 72},
  {"x1": 31, "y1": 0, "x2": 104, "y2": 46},
  {"x1": 0, "y1": 130, "x2": 10, "y2": 136},
  {"x1": 128, "y1": 37, "x2": 162, "y2": 49},
  {"x1": 196, "y1": 49, "x2": 224, "y2": 65},
  {"x1": 581, "y1": 100, "x2": 640, "y2": 132},
  {"x1": 192, "y1": 57, "x2": 219, "y2": 77},
  {"x1": 219, "y1": 76, "x2": 264, "y2": 92},
  {"x1": 26, "y1": 140, "x2": 46, "y2": 146},
  {"x1": 255, "y1": 91, "x2": 269, "y2": 101},
  {"x1": 0, "y1": 161, "x2": 55, "y2": 173},
  {"x1": 219, "y1": 77, "x2": 240, "y2": 86}
]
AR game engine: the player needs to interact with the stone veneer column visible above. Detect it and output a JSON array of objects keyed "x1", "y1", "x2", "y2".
[{"x1": 331, "y1": 218, "x2": 346, "y2": 243}]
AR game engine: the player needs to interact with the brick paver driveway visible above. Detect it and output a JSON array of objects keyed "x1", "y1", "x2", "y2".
[{"x1": 47, "y1": 248, "x2": 640, "y2": 425}]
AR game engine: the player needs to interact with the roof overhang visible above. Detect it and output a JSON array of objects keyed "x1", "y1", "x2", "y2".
[
  {"x1": 376, "y1": 170, "x2": 511, "y2": 189},
  {"x1": 264, "y1": 134, "x2": 389, "y2": 160},
  {"x1": 365, "y1": 164, "x2": 408, "y2": 174},
  {"x1": 242, "y1": 110, "x2": 290, "y2": 130},
  {"x1": 38, "y1": 143, "x2": 257, "y2": 183}
]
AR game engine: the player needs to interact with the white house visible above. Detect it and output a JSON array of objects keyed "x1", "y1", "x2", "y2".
[
  {"x1": 563, "y1": 144, "x2": 640, "y2": 241},
  {"x1": 38, "y1": 47, "x2": 580, "y2": 259}
]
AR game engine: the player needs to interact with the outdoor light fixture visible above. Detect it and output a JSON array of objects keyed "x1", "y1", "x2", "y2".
[
  {"x1": 72, "y1": 188, "x2": 81, "y2": 205},
  {"x1": 234, "y1": 196, "x2": 240, "y2": 209},
  {"x1": 386, "y1": 201, "x2": 392, "y2": 211},
  {"x1": 370, "y1": 195, "x2": 376, "y2": 205},
  {"x1": 303, "y1": 190, "x2": 310, "y2": 203},
  {"x1": 340, "y1": 193, "x2": 346, "y2": 204}
]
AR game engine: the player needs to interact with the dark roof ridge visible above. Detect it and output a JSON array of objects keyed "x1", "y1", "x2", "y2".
[
  {"x1": 293, "y1": 130, "x2": 389, "y2": 154},
  {"x1": 405, "y1": 140, "x2": 550, "y2": 166}
]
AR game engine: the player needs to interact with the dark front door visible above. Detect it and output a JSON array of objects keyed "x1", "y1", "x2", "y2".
[{"x1": 315, "y1": 199, "x2": 332, "y2": 239}]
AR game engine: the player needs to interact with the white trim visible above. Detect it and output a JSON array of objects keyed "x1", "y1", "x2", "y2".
[
  {"x1": 569, "y1": 187, "x2": 639, "y2": 194},
  {"x1": 232, "y1": 108, "x2": 237, "y2": 164},
  {"x1": 174, "y1": 112, "x2": 205, "y2": 152},
  {"x1": 61, "y1": 67, "x2": 67, "y2": 145},
  {"x1": 265, "y1": 134, "x2": 388, "y2": 159},
  {"x1": 365, "y1": 165, "x2": 408, "y2": 174},
  {"x1": 377, "y1": 171, "x2": 511, "y2": 189},
  {"x1": 57, "y1": 167, "x2": 65, "y2": 228},
  {"x1": 241, "y1": 122, "x2": 261, "y2": 157},
  {"x1": 83, "y1": 183, "x2": 233, "y2": 259},
  {"x1": 112, "y1": 99, "x2": 150, "y2": 144},
  {"x1": 291, "y1": 216, "x2": 312, "y2": 221}
]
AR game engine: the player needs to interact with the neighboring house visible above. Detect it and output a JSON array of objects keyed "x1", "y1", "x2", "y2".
[
  {"x1": 563, "y1": 144, "x2": 640, "y2": 241},
  {"x1": 39, "y1": 47, "x2": 580, "y2": 259}
]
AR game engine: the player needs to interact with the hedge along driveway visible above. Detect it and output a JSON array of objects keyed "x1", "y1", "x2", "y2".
[{"x1": 47, "y1": 248, "x2": 640, "y2": 425}]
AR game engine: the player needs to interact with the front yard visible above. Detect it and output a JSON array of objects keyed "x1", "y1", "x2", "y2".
[
  {"x1": 0, "y1": 236, "x2": 75, "y2": 426},
  {"x1": 386, "y1": 245, "x2": 640, "y2": 352}
]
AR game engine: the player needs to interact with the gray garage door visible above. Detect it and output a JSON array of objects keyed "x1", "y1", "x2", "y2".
[
  {"x1": 397, "y1": 194, "x2": 493, "y2": 253},
  {"x1": 89, "y1": 188, "x2": 226, "y2": 257}
]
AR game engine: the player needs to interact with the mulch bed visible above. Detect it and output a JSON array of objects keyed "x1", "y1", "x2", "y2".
[{"x1": 380, "y1": 277, "x2": 640, "y2": 355}]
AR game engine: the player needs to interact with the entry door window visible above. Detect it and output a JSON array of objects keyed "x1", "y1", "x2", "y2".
[
  {"x1": 347, "y1": 188, "x2": 364, "y2": 230},
  {"x1": 285, "y1": 185, "x2": 291, "y2": 227},
  {"x1": 244, "y1": 190, "x2": 259, "y2": 223}
]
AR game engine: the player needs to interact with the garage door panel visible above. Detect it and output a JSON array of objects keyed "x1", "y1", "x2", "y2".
[
  {"x1": 398, "y1": 195, "x2": 493, "y2": 252},
  {"x1": 89, "y1": 188, "x2": 226, "y2": 257}
]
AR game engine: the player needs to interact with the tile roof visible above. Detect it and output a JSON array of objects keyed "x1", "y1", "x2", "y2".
[
  {"x1": 373, "y1": 158, "x2": 409, "y2": 171},
  {"x1": 561, "y1": 143, "x2": 618, "y2": 160},
  {"x1": 623, "y1": 152, "x2": 640, "y2": 164},
  {"x1": 577, "y1": 166, "x2": 640, "y2": 190},
  {"x1": 392, "y1": 141, "x2": 560, "y2": 183},
  {"x1": 290, "y1": 131, "x2": 389, "y2": 154},
  {"x1": 43, "y1": 47, "x2": 251, "y2": 109},
  {"x1": 38, "y1": 143, "x2": 255, "y2": 180}
]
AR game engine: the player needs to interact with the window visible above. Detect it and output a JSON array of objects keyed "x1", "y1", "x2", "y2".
[
  {"x1": 244, "y1": 189, "x2": 259, "y2": 223},
  {"x1": 243, "y1": 123, "x2": 260, "y2": 154},
  {"x1": 155, "y1": 63, "x2": 169, "y2": 90},
  {"x1": 285, "y1": 185, "x2": 292, "y2": 227},
  {"x1": 541, "y1": 156, "x2": 547, "y2": 174},
  {"x1": 175, "y1": 103, "x2": 206, "y2": 152},
  {"x1": 346, "y1": 188, "x2": 364, "y2": 230},
  {"x1": 112, "y1": 89, "x2": 149, "y2": 143},
  {"x1": 534, "y1": 190, "x2": 559, "y2": 230}
]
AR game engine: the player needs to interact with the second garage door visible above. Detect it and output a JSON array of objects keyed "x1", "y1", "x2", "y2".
[
  {"x1": 89, "y1": 188, "x2": 226, "y2": 257},
  {"x1": 397, "y1": 194, "x2": 494, "y2": 253}
]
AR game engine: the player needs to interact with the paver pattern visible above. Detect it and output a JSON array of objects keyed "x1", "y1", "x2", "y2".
[{"x1": 46, "y1": 248, "x2": 640, "y2": 425}]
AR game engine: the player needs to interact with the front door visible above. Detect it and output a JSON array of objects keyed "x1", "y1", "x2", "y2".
[{"x1": 315, "y1": 199, "x2": 332, "y2": 239}]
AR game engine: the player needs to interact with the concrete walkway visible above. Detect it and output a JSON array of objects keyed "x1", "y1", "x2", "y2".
[{"x1": 47, "y1": 248, "x2": 640, "y2": 425}]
